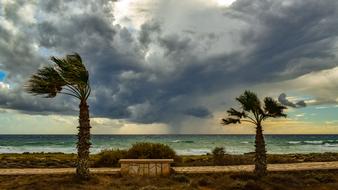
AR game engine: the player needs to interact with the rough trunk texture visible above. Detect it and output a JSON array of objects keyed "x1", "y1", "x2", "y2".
[
  {"x1": 76, "y1": 100, "x2": 91, "y2": 179},
  {"x1": 254, "y1": 123, "x2": 267, "y2": 177}
]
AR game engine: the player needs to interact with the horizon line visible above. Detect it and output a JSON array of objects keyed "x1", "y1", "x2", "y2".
[{"x1": 0, "y1": 134, "x2": 337, "y2": 135}]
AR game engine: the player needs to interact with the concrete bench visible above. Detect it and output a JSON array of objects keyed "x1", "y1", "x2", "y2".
[{"x1": 119, "y1": 159, "x2": 174, "y2": 176}]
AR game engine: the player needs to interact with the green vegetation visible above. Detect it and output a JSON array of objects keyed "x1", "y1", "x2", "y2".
[
  {"x1": 93, "y1": 142, "x2": 178, "y2": 167},
  {"x1": 26, "y1": 53, "x2": 92, "y2": 179},
  {"x1": 126, "y1": 142, "x2": 177, "y2": 159},
  {"x1": 93, "y1": 149, "x2": 127, "y2": 167},
  {"x1": 212, "y1": 147, "x2": 226, "y2": 165},
  {"x1": 1, "y1": 152, "x2": 338, "y2": 168},
  {"x1": 222, "y1": 90, "x2": 287, "y2": 177},
  {"x1": 0, "y1": 170, "x2": 337, "y2": 190}
]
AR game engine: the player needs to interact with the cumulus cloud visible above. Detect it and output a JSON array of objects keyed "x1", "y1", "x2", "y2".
[{"x1": 0, "y1": 0, "x2": 338, "y2": 132}]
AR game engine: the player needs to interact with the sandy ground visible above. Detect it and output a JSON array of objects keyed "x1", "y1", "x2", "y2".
[
  {"x1": 0, "y1": 168, "x2": 120, "y2": 175},
  {"x1": 173, "y1": 161, "x2": 338, "y2": 173},
  {"x1": 1, "y1": 161, "x2": 338, "y2": 175}
]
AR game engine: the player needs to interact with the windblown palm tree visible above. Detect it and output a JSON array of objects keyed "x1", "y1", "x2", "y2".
[
  {"x1": 222, "y1": 90, "x2": 287, "y2": 177},
  {"x1": 26, "y1": 53, "x2": 91, "y2": 179}
]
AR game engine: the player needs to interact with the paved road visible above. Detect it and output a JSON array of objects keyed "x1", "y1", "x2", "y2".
[{"x1": 0, "y1": 161, "x2": 338, "y2": 175}]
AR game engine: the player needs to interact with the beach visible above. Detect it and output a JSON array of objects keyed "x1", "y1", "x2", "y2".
[{"x1": 1, "y1": 135, "x2": 338, "y2": 189}]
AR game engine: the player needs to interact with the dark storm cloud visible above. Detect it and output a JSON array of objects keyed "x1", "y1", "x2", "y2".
[
  {"x1": 0, "y1": 87, "x2": 77, "y2": 115},
  {"x1": 296, "y1": 101, "x2": 306, "y2": 108},
  {"x1": 230, "y1": 0, "x2": 338, "y2": 80},
  {"x1": 0, "y1": 0, "x2": 44, "y2": 83},
  {"x1": 184, "y1": 107, "x2": 212, "y2": 118},
  {"x1": 0, "y1": 0, "x2": 337, "y2": 128},
  {"x1": 138, "y1": 21, "x2": 161, "y2": 49},
  {"x1": 278, "y1": 93, "x2": 306, "y2": 108},
  {"x1": 278, "y1": 93, "x2": 297, "y2": 107}
]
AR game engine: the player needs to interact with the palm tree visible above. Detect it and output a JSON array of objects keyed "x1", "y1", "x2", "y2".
[
  {"x1": 221, "y1": 90, "x2": 286, "y2": 177},
  {"x1": 26, "y1": 53, "x2": 91, "y2": 179}
]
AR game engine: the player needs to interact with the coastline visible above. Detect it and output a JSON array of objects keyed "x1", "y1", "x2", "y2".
[
  {"x1": 1, "y1": 152, "x2": 338, "y2": 168},
  {"x1": 1, "y1": 134, "x2": 337, "y2": 155}
]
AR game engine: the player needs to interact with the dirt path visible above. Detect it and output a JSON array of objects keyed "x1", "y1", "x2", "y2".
[
  {"x1": 1, "y1": 161, "x2": 338, "y2": 175},
  {"x1": 0, "y1": 168, "x2": 120, "y2": 175},
  {"x1": 173, "y1": 161, "x2": 338, "y2": 174}
]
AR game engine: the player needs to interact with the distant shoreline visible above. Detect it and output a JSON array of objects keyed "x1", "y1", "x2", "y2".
[
  {"x1": 1, "y1": 152, "x2": 338, "y2": 168},
  {"x1": 0, "y1": 134, "x2": 337, "y2": 135}
]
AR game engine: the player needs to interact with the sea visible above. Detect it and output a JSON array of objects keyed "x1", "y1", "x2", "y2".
[{"x1": 0, "y1": 135, "x2": 337, "y2": 155}]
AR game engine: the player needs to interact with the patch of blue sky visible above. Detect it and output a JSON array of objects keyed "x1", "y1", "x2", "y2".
[
  {"x1": 284, "y1": 91, "x2": 315, "y2": 102},
  {"x1": 289, "y1": 105, "x2": 338, "y2": 124},
  {"x1": 0, "y1": 71, "x2": 6, "y2": 81}
]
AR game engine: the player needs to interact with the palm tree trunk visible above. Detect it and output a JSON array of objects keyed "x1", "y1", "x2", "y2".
[
  {"x1": 254, "y1": 123, "x2": 267, "y2": 177},
  {"x1": 76, "y1": 100, "x2": 91, "y2": 179}
]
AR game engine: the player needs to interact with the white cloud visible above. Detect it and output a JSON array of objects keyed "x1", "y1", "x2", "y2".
[
  {"x1": 17, "y1": 3, "x2": 37, "y2": 24},
  {"x1": 255, "y1": 66, "x2": 338, "y2": 107},
  {"x1": 215, "y1": 0, "x2": 237, "y2": 6},
  {"x1": 0, "y1": 82, "x2": 10, "y2": 89},
  {"x1": 0, "y1": 17, "x2": 17, "y2": 34}
]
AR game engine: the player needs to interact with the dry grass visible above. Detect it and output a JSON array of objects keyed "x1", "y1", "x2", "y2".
[
  {"x1": 176, "y1": 152, "x2": 338, "y2": 167},
  {"x1": 0, "y1": 170, "x2": 338, "y2": 190}
]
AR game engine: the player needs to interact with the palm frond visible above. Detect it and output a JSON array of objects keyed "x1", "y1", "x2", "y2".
[
  {"x1": 51, "y1": 53, "x2": 89, "y2": 87},
  {"x1": 227, "y1": 108, "x2": 246, "y2": 119},
  {"x1": 26, "y1": 53, "x2": 90, "y2": 101},
  {"x1": 51, "y1": 53, "x2": 90, "y2": 100},
  {"x1": 236, "y1": 90, "x2": 262, "y2": 113},
  {"x1": 263, "y1": 97, "x2": 287, "y2": 118},
  {"x1": 221, "y1": 118, "x2": 241, "y2": 125},
  {"x1": 26, "y1": 67, "x2": 66, "y2": 98}
]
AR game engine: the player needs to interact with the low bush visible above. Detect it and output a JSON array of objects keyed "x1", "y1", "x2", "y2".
[
  {"x1": 94, "y1": 149, "x2": 127, "y2": 167},
  {"x1": 94, "y1": 143, "x2": 177, "y2": 167},
  {"x1": 197, "y1": 177, "x2": 213, "y2": 186},
  {"x1": 127, "y1": 142, "x2": 177, "y2": 159},
  {"x1": 230, "y1": 172, "x2": 257, "y2": 181},
  {"x1": 212, "y1": 147, "x2": 225, "y2": 165},
  {"x1": 243, "y1": 180, "x2": 263, "y2": 190},
  {"x1": 304, "y1": 172, "x2": 336, "y2": 183},
  {"x1": 171, "y1": 174, "x2": 190, "y2": 183}
]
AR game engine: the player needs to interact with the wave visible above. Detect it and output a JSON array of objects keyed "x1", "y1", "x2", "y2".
[
  {"x1": 240, "y1": 141, "x2": 249, "y2": 144},
  {"x1": 324, "y1": 143, "x2": 338, "y2": 147},
  {"x1": 288, "y1": 141, "x2": 301, "y2": 144},
  {"x1": 286, "y1": 140, "x2": 338, "y2": 146},
  {"x1": 171, "y1": 140, "x2": 194, "y2": 143},
  {"x1": 176, "y1": 149, "x2": 210, "y2": 155},
  {"x1": 0, "y1": 146, "x2": 77, "y2": 154},
  {"x1": 304, "y1": 141, "x2": 324, "y2": 144}
]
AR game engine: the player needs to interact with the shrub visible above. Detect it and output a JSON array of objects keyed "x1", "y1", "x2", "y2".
[
  {"x1": 212, "y1": 147, "x2": 225, "y2": 165},
  {"x1": 94, "y1": 149, "x2": 127, "y2": 167},
  {"x1": 140, "y1": 185, "x2": 158, "y2": 190},
  {"x1": 305, "y1": 173, "x2": 336, "y2": 183},
  {"x1": 230, "y1": 172, "x2": 257, "y2": 181},
  {"x1": 171, "y1": 174, "x2": 190, "y2": 183},
  {"x1": 197, "y1": 177, "x2": 213, "y2": 186},
  {"x1": 243, "y1": 180, "x2": 263, "y2": 190},
  {"x1": 127, "y1": 142, "x2": 177, "y2": 159}
]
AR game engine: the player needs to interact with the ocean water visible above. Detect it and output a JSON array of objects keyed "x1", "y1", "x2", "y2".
[{"x1": 0, "y1": 135, "x2": 337, "y2": 155}]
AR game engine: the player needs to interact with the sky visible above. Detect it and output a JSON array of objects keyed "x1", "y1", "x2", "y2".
[{"x1": 0, "y1": 0, "x2": 338, "y2": 134}]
